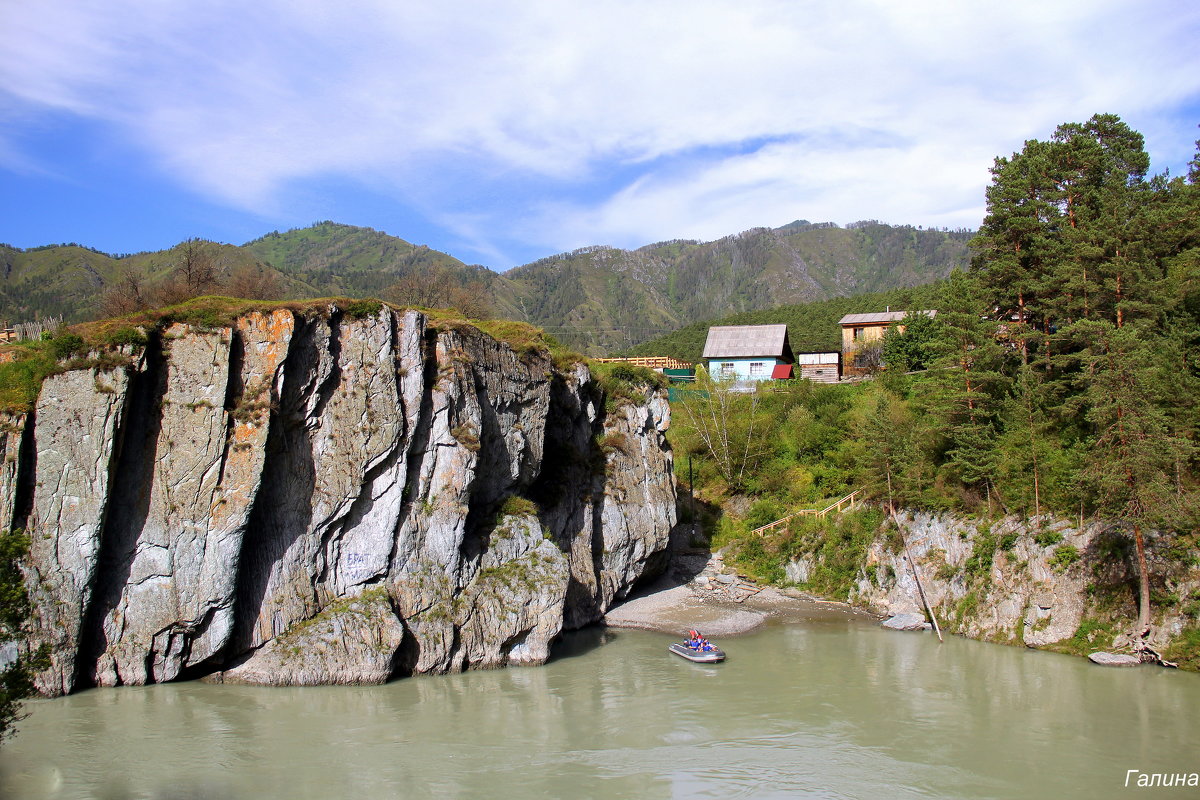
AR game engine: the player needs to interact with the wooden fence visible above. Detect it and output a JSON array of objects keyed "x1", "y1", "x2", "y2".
[
  {"x1": 592, "y1": 355, "x2": 693, "y2": 370},
  {"x1": 751, "y1": 489, "x2": 862, "y2": 536},
  {"x1": 1, "y1": 314, "x2": 64, "y2": 343}
]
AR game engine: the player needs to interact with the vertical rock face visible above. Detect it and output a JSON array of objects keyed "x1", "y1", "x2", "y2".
[
  {"x1": 0, "y1": 412, "x2": 27, "y2": 529},
  {"x1": 595, "y1": 394, "x2": 675, "y2": 609},
  {"x1": 24, "y1": 364, "x2": 136, "y2": 695},
  {"x1": 17, "y1": 307, "x2": 676, "y2": 695},
  {"x1": 91, "y1": 312, "x2": 297, "y2": 687},
  {"x1": 232, "y1": 308, "x2": 411, "y2": 655}
]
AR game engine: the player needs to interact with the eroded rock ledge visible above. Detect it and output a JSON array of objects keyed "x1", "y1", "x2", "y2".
[
  {"x1": 796, "y1": 511, "x2": 1199, "y2": 660},
  {"x1": 7, "y1": 307, "x2": 676, "y2": 695}
]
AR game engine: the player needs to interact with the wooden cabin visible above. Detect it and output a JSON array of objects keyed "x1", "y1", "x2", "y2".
[{"x1": 839, "y1": 309, "x2": 936, "y2": 376}]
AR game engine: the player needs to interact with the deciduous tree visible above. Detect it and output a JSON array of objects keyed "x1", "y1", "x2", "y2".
[
  {"x1": 675, "y1": 368, "x2": 772, "y2": 492},
  {"x1": 99, "y1": 267, "x2": 150, "y2": 317}
]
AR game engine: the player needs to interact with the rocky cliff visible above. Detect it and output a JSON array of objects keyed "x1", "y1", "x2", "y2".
[
  {"x1": 7, "y1": 305, "x2": 676, "y2": 695},
  {"x1": 787, "y1": 511, "x2": 1199, "y2": 657}
]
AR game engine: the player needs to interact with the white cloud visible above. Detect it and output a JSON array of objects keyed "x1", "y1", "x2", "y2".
[
  {"x1": 1, "y1": 0, "x2": 1198, "y2": 263},
  {"x1": 514, "y1": 136, "x2": 993, "y2": 253}
]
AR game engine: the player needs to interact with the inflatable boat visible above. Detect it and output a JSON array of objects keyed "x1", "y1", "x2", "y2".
[{"x1": 669, "y1": 633, "x2": 726, "y2": 663}]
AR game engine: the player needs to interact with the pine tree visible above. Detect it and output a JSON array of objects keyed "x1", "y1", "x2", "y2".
[
  {"x1": 971, "y1": 138, "x2": 1063, "y2": 365},
  {"x1": 860, "y1": 393, "x2": 926, "y2": 510},
  {"x1": 919, "y1": 271, "x2": 1010, "y2": 501},
  {"x1": 1082, "y1": 322, "x2": 1192, "y2": 634},
  {"x1": 974, "y1": 115, "x2": 1160, "y2": 369}
]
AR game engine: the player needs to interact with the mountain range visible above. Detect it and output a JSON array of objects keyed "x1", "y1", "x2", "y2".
[{"x1": 1, "y1": 220, "x2": 973, "y2": 353}]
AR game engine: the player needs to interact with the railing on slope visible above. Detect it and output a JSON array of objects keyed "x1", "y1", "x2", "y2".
[
  {"x1": 751, "y1": 489, "x2": 862, "y2": 537},
  {"x1": 591, "y1": 355, "x2": 694, "y2": 370}
]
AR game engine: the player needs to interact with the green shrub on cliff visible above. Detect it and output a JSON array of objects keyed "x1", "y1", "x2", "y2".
[
  {"x1": 1163, "y1": 626, "x2": 1200, "y2": 671},
  {"x1": 498, "y1": 496, "x2": 538, "y2": 518},
  {"x1": 591, "y1": 362, "x2": 665, "y2": 413},
  {"x1": 1, "y1": 529, "x2": 46, "y2": 743},
  {"x1": 1049, "y1": 544, "x2": 1081, "y2": 573}
]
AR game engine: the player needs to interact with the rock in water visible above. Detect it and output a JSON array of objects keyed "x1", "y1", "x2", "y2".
[
  {"x1": 215, "y1": 590, "x2": 405, "y2": 685},
  {"x1": 881, "y1": 613, "x2": 931, "y2": 631},
  {"x1": 1087, "y1": 652, "x2": 1142, "y2": 667}
]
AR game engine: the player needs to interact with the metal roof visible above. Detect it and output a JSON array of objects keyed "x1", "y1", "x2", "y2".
[
  {"x1": 702, "y1": 324, "x2": 792, "y2": 359},
  {"x1": 838, "y1": 310, "x2": 937, "y2": 326}
]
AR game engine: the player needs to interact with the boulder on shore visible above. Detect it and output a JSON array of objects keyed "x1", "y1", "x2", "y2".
[
  {"x1": 881, "y1": 613, "x2": 931, "y2": 631},
  {"x1": 1087, "y1": 652, "x2": 1142, "y2": 667}
]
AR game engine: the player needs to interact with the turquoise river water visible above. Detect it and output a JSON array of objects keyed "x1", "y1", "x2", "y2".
[{"x1": 1, "y1": 613, "x2": 1198, "y2": 799}]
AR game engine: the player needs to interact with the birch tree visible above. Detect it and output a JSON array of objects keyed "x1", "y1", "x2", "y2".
[{"x1": 676, "y1": 368, "x2": 770, "y2": 492}]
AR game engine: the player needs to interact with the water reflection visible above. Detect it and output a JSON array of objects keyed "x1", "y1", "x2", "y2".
[{"x1": 2, "y1": 619, "x2": 1198, "y2": 799}]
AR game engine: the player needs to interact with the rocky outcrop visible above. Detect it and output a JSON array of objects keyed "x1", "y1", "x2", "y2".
[
  {"x1": 90, "y1": 312, "x2": 297, "y2": 688},
  {"x1": 595, "y1": 395, "x2": 676, "y2": 606},
  {"x1": 12, "y1": 306, "x2": 676, "y2": 695},
  {"x1": 0, "y1": 412, "x2": 27, "y2": 528},
  {"x1": 790, "y1": 511, "x2": 1200, "y2": 657},
  {"x1": 212, "y1": 588, "x2": 406, "y2": 686}
]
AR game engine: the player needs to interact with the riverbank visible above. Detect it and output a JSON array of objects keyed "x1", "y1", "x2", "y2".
[
  {"x1": 603, "y1": 547, "x2": 876, "y2": 636},
  {"x1": 711, "y1": 509, "x2": 1200, "y2": 671}
]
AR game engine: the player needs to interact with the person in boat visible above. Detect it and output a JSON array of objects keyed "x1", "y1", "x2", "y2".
[{"x1": 686, "y1": 630, "x2": 703, "y2": 649}]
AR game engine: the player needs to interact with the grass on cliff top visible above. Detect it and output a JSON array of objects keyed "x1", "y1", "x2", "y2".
[
  {"x1": 76, "y1": 295, "x2": 386, "y2": 344},
  {"x1": 589, "y1": 361, "x2": 667, "y2": 413},
  {"x1": 0, "y1": 332, "x2": 97, "y2": 413},
  {"x1": 425, "y1": 311, "x2": 586, "y2": 370},
  {"x1": 0, "y1": 295, "x2": 590, "y2": 412}
]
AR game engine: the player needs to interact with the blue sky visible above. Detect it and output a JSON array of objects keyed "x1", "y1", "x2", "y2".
[{"x1": 2, "y1": 1, "x2": 1199, "y2": 270}]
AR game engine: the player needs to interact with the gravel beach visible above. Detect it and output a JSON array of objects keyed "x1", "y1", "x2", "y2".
[{"x1": 602, "y1": 548, "x2": 877, "y2": 636}]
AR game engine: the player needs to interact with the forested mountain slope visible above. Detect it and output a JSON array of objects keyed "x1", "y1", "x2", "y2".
[
  {"x1": 498, "y1": 221, "x2": 970, "y2": 352},
  {"x1": 1, "y1": 220, "x2": 970, "y2": 353},
  {"x1": 242, "y1": 222, "x2": 498, "y2": 300},
  {"x1": 619, "y1": 284, "x2": 944, "y2": 362},
  {"x1": 0, "y1": 244, "x2": 124, "y2": 324}
]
